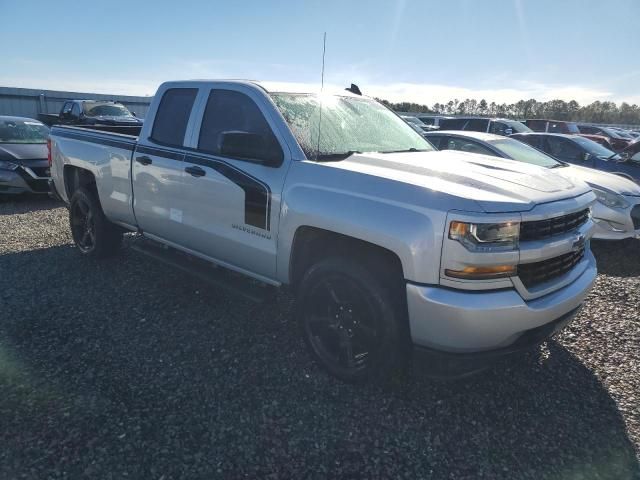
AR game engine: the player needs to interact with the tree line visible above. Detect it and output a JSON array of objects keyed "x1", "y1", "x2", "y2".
[{"x1": 378, "y1": 97, "x2": 640, "y2": 125}]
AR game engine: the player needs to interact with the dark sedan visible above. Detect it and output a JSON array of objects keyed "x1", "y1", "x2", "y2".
[
  {"x1": 511, "y1": 132, "x2": 640, "y2": 183},
  {"x1": 0, "y1": 116, "x2": 50, "y2": 195}
]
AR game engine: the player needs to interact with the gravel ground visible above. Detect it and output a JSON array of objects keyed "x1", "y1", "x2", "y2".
[{"x1": 0, "y1": 195, "x2": 639, "y2": 479}]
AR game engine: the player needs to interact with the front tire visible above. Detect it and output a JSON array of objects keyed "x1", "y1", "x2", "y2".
[
  {"x1": 69, "y1": 187, "x2": 122, "y2": 258},
  {"x1": 296, "y1": 257, "x2": 406, "y2": 382}
]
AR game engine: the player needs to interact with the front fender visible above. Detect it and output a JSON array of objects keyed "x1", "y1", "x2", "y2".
[{"x1": 277, "y1": 184, "x2": 446, "y2": 284}]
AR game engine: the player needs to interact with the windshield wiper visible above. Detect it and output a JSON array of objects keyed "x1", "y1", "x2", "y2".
[
  {"x1": 315, "y1": 150, "x2": 361, "y2": 162},
  {"x1": 379, "y1": 148, "x2": 429, "y2": 154},
  {"x1": 549, "y1": 163, "x2": 568, "y2": 168}
]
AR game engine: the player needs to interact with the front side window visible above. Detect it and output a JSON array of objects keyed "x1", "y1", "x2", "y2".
[
  {"x1": 151, "y1": 88, "x2": 198, "y2": 147},
  {"x1": 546, "y1": 136, "x2": 582, "y2": 160},
  {"x1": 271, "y1": 93, "x2": 432, "y2": 159},
  {"x1": 488, "y1": 138, "x2": 560, "y2": 167},
  {"x1": 198, "y1": 89, "x2": 283, "y2": 164},
  {"x1": 0, "y1": 119, "x2": 49, "y2": 144}
]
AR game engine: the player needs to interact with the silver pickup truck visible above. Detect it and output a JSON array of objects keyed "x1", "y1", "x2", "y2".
[{"x1": 49, "y1": 80, "x2": 597, "y2": 381}]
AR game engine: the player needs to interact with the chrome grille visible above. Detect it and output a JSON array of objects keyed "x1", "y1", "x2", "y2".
[
  {"x1": 520, "y1": 209, "x2": 589, "y2": 242},
  {"x1": 518, "y1": 247, "x2": 585, "y2": 289}
]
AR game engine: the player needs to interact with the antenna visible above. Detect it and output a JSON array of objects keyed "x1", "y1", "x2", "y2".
[{"x1": 315, "y1": 32, "x2": 327, "y2": 161}]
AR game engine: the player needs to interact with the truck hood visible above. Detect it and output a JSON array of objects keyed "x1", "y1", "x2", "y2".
[
  {"x1": 328, "y1": 150, "x2": 591, "y2": 212},
  {"x1": 555, "y1": 163, "x2": 640, "y2": 196}
]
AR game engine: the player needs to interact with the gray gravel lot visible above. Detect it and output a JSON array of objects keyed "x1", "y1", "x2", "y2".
[{"x1": 0, "y1": 195, "x2": 639, "y2": 479}]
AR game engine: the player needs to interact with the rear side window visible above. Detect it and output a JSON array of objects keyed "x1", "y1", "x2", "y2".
[
  {"x1": 151, "y1": 88, "x2": 198, "y2": 147},
  {"x1": 464, "y1": 119, "x2": 489, "y2": 132},
  {"x1": 443, "y1": 137, "x2": 495, "y2": 156},
  {"x1": 198, "y1": 89, "x2": 282, "y2": 164},
  {"x1": 526, "y1": 120, "x2": 547, "y2": 132},
  {"x1": 439, "y1": 118, "x2": 466, "y2": 130},
  {"x1": 426, "y1": 136, "x2": 442, "y2": 148}
]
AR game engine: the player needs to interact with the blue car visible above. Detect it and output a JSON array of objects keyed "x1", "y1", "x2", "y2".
[{"x1": 511, "y1": 132, "x2": 640, "y2": 183}]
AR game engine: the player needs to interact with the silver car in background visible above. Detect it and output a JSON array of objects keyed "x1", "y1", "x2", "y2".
[
  {"x1": 425, "y1": 130, "x2": 640, "y2": 240},
  {"x1": 0, "y1": 116, "x2": 50, "y2": 195}
]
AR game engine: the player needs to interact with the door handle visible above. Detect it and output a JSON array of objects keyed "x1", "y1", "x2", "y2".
[
  {"x1": 135, "y1": 155, "x2": 153, "y2": 165},
  {"x1": 185, "y1": 165, "x2": 206, "y2": 177}
]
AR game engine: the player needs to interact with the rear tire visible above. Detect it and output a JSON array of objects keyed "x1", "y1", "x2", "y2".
[
  {"x1": 296, "y1": 256, "x2": 407, "y2": 383},
  {"x1": 69, "y1": 187, "x2": 122, "y2": 258}
]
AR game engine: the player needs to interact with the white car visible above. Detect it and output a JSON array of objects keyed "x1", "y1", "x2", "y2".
[{"x1": 425, "y1": 130, "x2": 640, "y2": 240}]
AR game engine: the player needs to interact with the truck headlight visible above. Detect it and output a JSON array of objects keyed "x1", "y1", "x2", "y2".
[
  {"x1": 449, "y1": 220, "x2": 520, "y2": 251},
  {"x1": 0, "y1": 160, "x2": 19, "y2": 171},
  {"x1": 592, "y1": 188, "x2": 629, "y2": 209}
]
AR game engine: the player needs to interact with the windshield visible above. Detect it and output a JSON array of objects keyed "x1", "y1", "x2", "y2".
[
  {"x1": 572, "y1": 136, "x2": 619, "y2": 158},
  {"x1": 270, "y1": 93, "x2": 433, "y2": 158},
  {"x1": 488, "y1": 137, "x2": 560, "y2": 168},
  {"x1": 82, "y1": 102, "x2": 134, "y2": 118},
  {"x1": 0, "y1": 119, "x2": 49, "y2": 144}
]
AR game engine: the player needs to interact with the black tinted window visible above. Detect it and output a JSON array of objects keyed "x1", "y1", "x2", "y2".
[
  {"x1": 464, "y1": 119, "x2": 489, "y2": 132},
  {"x1": 546, "y1": 137, "x2": 582, "y2": 160},
  {"x1": 151, "y1": 88, "x2": 197, "y2": 147},
  {"x1": 439, "y1": 118, "x2": 466, "y2": 130},
  {"x1": 426, "y1": 136, "x2": 442, "y2": 148},
  {"x1": 198, "y1": 89, "x2": 282, "y2": 164}
]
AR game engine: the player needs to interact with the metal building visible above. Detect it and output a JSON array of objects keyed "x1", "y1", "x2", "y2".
[{"x1": 0, "y1": 86, "x2": 153, "y2": 119}]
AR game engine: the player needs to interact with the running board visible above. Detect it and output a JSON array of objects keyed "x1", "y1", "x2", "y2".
[{"x1": 130, "y1": 239, "x2": 276, "y2": 303}]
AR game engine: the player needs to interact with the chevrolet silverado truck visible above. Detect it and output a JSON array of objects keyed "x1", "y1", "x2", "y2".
[{"x1": 49, "y1": 80, "x2": 597, "y2": 382}]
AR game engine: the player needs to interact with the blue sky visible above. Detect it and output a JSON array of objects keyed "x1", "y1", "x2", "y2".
[{"x1": 2, "y1": 0, "x2": 639, "y2": 105}]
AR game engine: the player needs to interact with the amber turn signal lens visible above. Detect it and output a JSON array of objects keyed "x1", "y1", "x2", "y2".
[
  {"x1": 448, "y1": 221, "x2": 469, "y2": 239},
  {"x1": 445, "y1": 265, "x2": 516, "y2": 280}
]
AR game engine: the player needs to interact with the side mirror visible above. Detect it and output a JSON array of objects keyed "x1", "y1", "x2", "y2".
[
  {"x1": 620, "y1": 152, "x2": 630, "y2": 162},
  {"x1": 131, "y1": 111, "x2": 137, "y2": 117},
  {"x1": 220, "y1": 131, "x2": 283, "y2": 166},
  {"x1": 581, "y1": 152, "x2": 591, "y2": 162}
]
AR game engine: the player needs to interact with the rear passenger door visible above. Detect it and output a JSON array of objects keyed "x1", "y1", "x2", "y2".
[
  {"x1": 178, "y1": 86, "x2": 290, "y2": 280},
  {"x1": 133, "y1": 88, "x2": 197, "y2": 244}
]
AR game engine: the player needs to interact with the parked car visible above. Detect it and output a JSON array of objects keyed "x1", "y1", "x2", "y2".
[
  {"x1": 49, "y1": 80, "x2": 597, "y2": 381},
  {"x1": 0, "y1": 116, "x2": 50, "y2": 195},
  {"x1": 577, "y1": 124, "x2": 633, "y2": 151},
  {"x1": 415, "y1": 114, "x2": 450, "y2": 130},
  {"x1": 512, "y1": 132, "x2": 640, "y2": 184},
  {"x1": 524, "y1": 119, "x2": 613, "y2": 149},
  {"x1": 426, "y1": 131, "x2": 640, "y2": 241},
  {"x1": 620, "y1": 139, "x2": 640, "y2": 162},
  {"x1": 38, "y1": 100, "x2": 143, "y2": 131},
  {"x1": 399, "y1": 115, "x2": 429, "y2": 134},
  {"x1": 438, "y1": 116, "x2": 532, "y2": 136}
]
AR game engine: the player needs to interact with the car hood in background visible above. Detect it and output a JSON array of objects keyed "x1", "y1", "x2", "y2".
[
  {"x1": 328, "y1": 150, "x2": 592, "y2": 213},
  {"x1": 557, "y1": 164, "x2": 640, "y2": 196},
  {"x1": 0, "y1": 143, "x2": 48, "y2": 163}
]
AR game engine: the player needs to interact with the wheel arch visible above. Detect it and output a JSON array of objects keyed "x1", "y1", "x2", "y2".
[{"x1": 288, "y1": 226, "x2": 405, "y2": 293}]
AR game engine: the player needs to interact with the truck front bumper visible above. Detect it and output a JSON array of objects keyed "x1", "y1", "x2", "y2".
[{"x1": 406, "y1": 250, "x2": 597, "y2": 356}]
